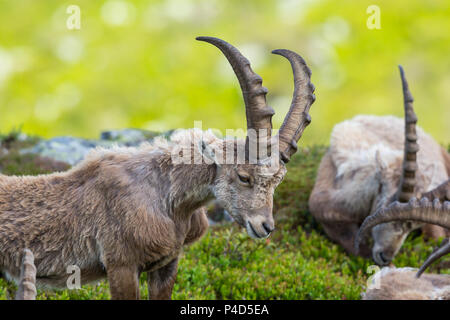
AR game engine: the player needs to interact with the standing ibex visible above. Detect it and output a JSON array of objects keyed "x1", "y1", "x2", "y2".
[
  {"x1": 0, "y1": 37, "x2": 315, "y2": 299},
  {"x1": 308, "y1": 66, "x2": 450, "y2": 265}
]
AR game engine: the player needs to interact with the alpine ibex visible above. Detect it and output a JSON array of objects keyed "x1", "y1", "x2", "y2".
[
  {"x1": 357, "y1": 180, "x2": 449, "y2": 300},
  {"x1": 356, "y1": 179, "x2": 449, "y2": 276},
  {"x1": 0, "y1": 37, "x2": 315, "y2": 299},
  {"x1": 362, "y1": 267, "x2": 450, "y2": 300},
  {"x1": 308, "y1": 66, "x2": 450, "y2": 265}
]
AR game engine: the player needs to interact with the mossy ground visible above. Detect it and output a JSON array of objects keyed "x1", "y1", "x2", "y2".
[{"x1": 0, "y1": 135, "x2": 448, "y2": 300}]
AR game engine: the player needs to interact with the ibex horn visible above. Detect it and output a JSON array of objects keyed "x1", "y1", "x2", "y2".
[
  {"x1": 15, "y1": 249, "x2": 37, "y2": 300},
  {"x1": 396, "y1": 65, "x2": 419, "y2": 202}
]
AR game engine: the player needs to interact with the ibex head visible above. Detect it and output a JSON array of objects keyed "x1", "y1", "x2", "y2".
[
  {"x1": 356, "y1": 179, "x2": 449, "y2": 274},
  {"x1": 361, "y1": 66, "x2": 424, "y2": 265},
  {"x1": 196, "y1": 37, "x2": 315, "y2": 239}
]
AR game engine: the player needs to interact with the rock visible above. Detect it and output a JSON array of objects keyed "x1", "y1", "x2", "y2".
[
  {"x1": 100, "y1": 128, "x2": 161, "y2": 146},
  {"x1": 21, "y1": 137, "x2": 108, "y2": 166},
  {"x1": 21, "y1": 129, "x2": 172, "y2": 166},
  {"x1": 16, "y1": 132, "x2": 29, "y2": 142}
]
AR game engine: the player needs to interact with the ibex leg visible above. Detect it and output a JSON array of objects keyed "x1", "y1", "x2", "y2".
[
  {"x1": 107, "y1": 265, "x2": 140, "y2": 300},
  {"x1": 147, "y1": 257, "x2": 179, "y2": 300}
]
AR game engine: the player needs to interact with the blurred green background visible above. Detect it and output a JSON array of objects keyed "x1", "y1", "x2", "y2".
[{"x1": 0, "y1": 0, "x2": 448, "y2": 145}]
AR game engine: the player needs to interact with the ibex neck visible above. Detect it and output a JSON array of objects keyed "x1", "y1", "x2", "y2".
[{"x1": 169, "y1": 162, "x2": 217, "y2": 217}]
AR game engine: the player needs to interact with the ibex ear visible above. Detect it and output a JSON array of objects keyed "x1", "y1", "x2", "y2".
[{"x1": 199, "y1": 140, "x2": 221, "y2": 166}]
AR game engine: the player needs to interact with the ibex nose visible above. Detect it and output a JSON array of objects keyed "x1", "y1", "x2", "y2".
[
  {"x1": 373, "y1": 250, "x2": 393, "y2": 266},
  {"x1": 246, "y1": 207, "x2": 275, "y2": 238},
  {"x1": 262, "y1": 222, "x2": 275, "y2": 234}
]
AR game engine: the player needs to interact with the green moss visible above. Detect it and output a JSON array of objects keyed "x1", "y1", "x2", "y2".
[
  {"x1": 0, "y1": 152, "x2": 69, "y2": 176},
  {"x1": 0, "y1": 129, "x2": 40, "y2": 151},
  {"x1": 0, "y1": 130, "x2": 69, "y2": 175},
  {"x1": 0, "y1": 143, "x2": 447, "y2": 300}
]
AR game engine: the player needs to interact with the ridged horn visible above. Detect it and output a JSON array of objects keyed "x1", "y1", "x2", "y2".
[
  {"x1": 396, "y1": 65, "x2": 419, "y2": 202},
  {"x1": 355, "y1": 197, "x2": 450, "y2": 253},
  {"x1": 416, "y1": 238, "x2": 450, "y2": 278},
  {"x1": 272, "y1": 49, "x2": 316, "y2": 163},
  {"x1": 196, "y1": 37, "x2": 274, "y2": 158},
  {"x1": 421, "y1": 179, "x2": 450, "y2": 202},
  {"x1": 415, "y1": 180, "x2": 450, "y2": 277},
  {"x1": 15, "y1": 249, "x2": 37, "y2": 300}
]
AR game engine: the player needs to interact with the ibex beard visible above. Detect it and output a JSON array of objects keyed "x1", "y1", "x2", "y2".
[{"x1": 0, "y1": 36, "x2": 315, "y2": 299}]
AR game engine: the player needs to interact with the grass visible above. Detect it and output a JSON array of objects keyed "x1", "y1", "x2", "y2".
[{"x1": 0, "y1": 135, "x2": 447, "y2": 300}]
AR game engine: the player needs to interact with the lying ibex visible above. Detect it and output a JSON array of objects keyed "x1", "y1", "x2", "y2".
[
  {"x1": 308, "y1": 66, "x2": 450, "y2": 265},
  {"x1": 357, "y1": 181, "x2": 449, "y2": 300},
  {"x1": 362, "y1": 267, "x2": 450, "y2": 300},
  {"x1": 356, "y1": 179, "x2": 449, "y2": 276},
  {"x1": 0, "y1": 37, "x2": 315, "y2": 299}
]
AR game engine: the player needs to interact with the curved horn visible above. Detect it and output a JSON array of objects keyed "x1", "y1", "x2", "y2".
[
  {"x1": 15, "y1": 249, "x2": 37, "y2": 300},
  {"x1": 421, "y1": 179, "x2": 450, "y2": 202},
  {"x1": 272, "y1": 49, "x2": 316, "y2": 163},
  {"x1": 196, "y1": 37, "x2": 275, "y2": 157},
  {"x1": 396, "y1": 65, "x2": 419, "y2": 202},
  {"x1": 416, "y1": 238, "x2": 450, "y2": 278},
  {"x1": 414, "y1": 180, "x2": 450, "y2": 277},
  {"x1": 355, "y1": 197, "x2": 450, "y2": 252}
]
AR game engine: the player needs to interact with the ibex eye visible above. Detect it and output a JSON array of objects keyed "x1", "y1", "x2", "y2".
[{"x1": 238, "y1": 173, "x2": 250, "y2": 184}]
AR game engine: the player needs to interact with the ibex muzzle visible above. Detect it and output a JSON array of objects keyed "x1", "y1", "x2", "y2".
[{"x1": 245, "y1": 206, "x2": 275, "y2": 239}]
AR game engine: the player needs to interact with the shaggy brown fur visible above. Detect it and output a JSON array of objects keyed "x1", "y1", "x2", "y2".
[
  {"x1": 363, "y1": 267, "x2": 450, "y2": 300},
  {"x1": 0, "y1": 135, "x2": 213, "y2": 299},
  {"x1": 0, "y1": 128, "x2": 287, "y2": 299}
]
